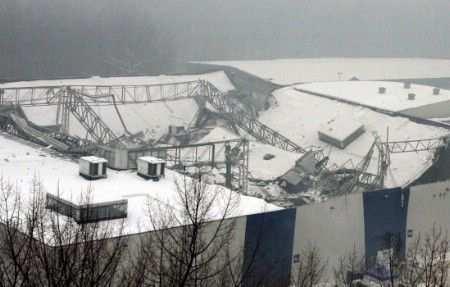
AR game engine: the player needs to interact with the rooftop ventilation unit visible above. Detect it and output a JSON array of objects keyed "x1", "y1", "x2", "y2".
[
  {"x1": 408, "y1": 93, "x2": 416, "y2": 101},
  {"x1": 404, "y1": 82, "x2": 411, "y2": 89},
  {"x1": 318, "y1": 117, "x2": 365, "y2": 149},
  {"x1": 378, "y1": 87, "x2": 386, "y2": 94},
  {"x1": 137, "y1": 156, "x2": 166, "y2": 181},
  {"x1": 79, "y1": 156, "x2": 107, "y2": 180},
  {"x1": 433, "y1": 88, "x2": 440, "y2": 95},
  {"x1": 46, "y1": 193, "x2": 127, "y2": 223}
]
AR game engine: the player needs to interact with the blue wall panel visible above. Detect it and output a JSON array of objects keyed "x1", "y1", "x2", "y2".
[
  {"x1": 242, "y1": 208, "x2": 296, "y2": 287},
  {"x1": 363, "y1": 187, "x2": 410, "y2": 266}
]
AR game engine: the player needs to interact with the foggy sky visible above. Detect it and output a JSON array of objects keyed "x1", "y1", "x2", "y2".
[{"x1": 1, "y1": 0, "x2": 449, "y2": 80}]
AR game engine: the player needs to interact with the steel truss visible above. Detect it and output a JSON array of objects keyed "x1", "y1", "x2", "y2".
[
  {"x1": 0, "y1": 80, "x2": 202, "y2": 106},
  {"x1": 200, "y1": 80, "x2": 307, "y2": 154},
  {"x1": 98, "y1": 139, "x2": 249, "y2": 193},
  {"x1": 383, "y1": 137, "x2": 448, "y2": 153},
  {"x1": 64, "y1": 88, "x2": 120, "y2": 145}
]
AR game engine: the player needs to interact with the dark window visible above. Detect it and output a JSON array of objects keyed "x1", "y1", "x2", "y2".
[
  {"x1": 148, "y1": 163, "x2": 157, "y2": 175},
  {"x1": 102, "y1": 163, "x2": 106, "y2": 175},
  {"x1": 90, "y1": 163, "x2": 99, "y2": 176}
]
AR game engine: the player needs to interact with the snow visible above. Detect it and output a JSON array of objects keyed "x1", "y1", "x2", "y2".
[
  {"x1": 195, "y1": 127, "x2": 302, "y2": 181},
  {"x1": 0, "y1": 133, "x2": 281, "y2": 235},
  {"x1": 247, "y1": 142, "x2": 301, "y2": 181},
  {"x1": 297, "y1": 81, "x2": 450, "y2": 113},
  {"x1": 199, "y1": 58, "x2": 450, "y2": 85},
  {"x1": 23, "y1": 99, "x2": 200, "y2": 140},
  {"x1": 80, "y1": 156, "x2": 107, "y2": 163},
  {"x1": 13, "y1": 71, "x2": 235, "y2": 141},
  {"x1": 138, "y1": 156, "x2": 165, "y2": 164},
  {"x1": 0, "y1": 71, "x2": 235, "y2": 93},
  {"x1": 258, "y1": 87, "x2": 450, "y2": 187},
  {"x1": 196, "y1": 126, "x2": 239, "y2": 144},
  {"x1": 319, "y1": 116, "x2": 364, "y2": 143}
]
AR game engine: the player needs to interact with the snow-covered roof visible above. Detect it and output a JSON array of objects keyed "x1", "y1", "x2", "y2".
[
  {"x1": 11, "y1": 72, "x2": 234, "y2": 141},
  {"x1": 195, "y1": 127, "x2": 303, "y2": 181},
  {"x1": 297, "y1": 81, "x2": 450, "y2": 113},
  {"x1": 0, "y1": 71, "x2": 235, "y2": 93},
  {"x1": 80, "y1": 156, "x2": 108, "y2": 164},
  {"x1": 258, "y1": 87, "x2": 450, "y2": 188},
  {"x1": 319, "y1": 116, "x2": 364, "y2": 143},
  {"x1": 138, "y1": 156, "x2": 165, "y2": 164},
  {"x1": 0, "y1": 133, "x2": 280, "y2": 235},
  {"x1": 23, "y1": 99, "x2": 200, "y2": 141},
  {"x1": 198, "y1": 58, "x2": 450, "y2": 85}
]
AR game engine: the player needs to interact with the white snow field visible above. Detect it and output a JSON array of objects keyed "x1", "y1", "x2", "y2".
[
  {"x1": 201, "y1": 58, "x2": 450, "y2": 85},
  {"x1": 258, "y1": 87, "x2": 450, "y2": 188},
  {"x1": 0, "y1": 133, "x2": 280, "y2": 235},
  {"x1": 297, "y1": 81, "x2": 450, "y2": 114}
]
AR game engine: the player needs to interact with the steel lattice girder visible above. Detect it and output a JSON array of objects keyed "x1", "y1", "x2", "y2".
[
  {"x1": 384, "y1": 137, "x2": 448, "y2": 153},
  {"x1": 0, "y1": 81, "x2": 202, "y2": 106},
  {"x1": 65, "y1": 88, "x2": 119, "y2": 144},
  {"x1": 200, "y1": 80, "x2": 306, "y2": 154}
]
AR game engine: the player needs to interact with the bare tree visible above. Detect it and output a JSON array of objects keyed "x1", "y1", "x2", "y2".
[
  {"x1": 334, "y1": 246, "x2": 366, "y2": 287},
  {"x1": 0, "y1": 176, "x2": 127, "y2": 287},
  {"x1": 291, "y1": 244, "x2": 327, "y2": 287},
  {"x1": 124, "y1": 174, "x2": 245, "y2": 287},
  {"x1": 399, "y1": 226, "x2": 449, "y2": 287}
]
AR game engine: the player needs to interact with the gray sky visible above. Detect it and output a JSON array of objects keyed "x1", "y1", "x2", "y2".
[{"x1": 1, "y1": 0, "x2": 449, "y2": 79}]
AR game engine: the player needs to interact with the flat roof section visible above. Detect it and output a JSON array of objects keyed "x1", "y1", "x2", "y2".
[
  {"x1": 0, "y1": 133, "x2": 280, "y2": 235},
  {"x1": 258, "y1": 87, "x2": 450, "y2": 188},
  {"x1": 297, "y1": 81, "x2": 450, "y2": 114}
]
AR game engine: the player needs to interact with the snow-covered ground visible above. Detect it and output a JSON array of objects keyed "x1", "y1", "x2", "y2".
[
  {"x1": 297, "y1": 81, "x2": 450, "y2": 113},
  {"x1": 258, "y1": 87, "x2": 450, "y2": 187},
  {"x1": 0, "y1": 133, "x2": 280, "y2": 235},
  {"x1": 200, "y1": 58, "x2": 450, "y2": 85}
]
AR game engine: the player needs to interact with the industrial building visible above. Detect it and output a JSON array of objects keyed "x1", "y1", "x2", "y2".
[{"x1": 2, "y1": 59, "x2": 450, "y2": 286}]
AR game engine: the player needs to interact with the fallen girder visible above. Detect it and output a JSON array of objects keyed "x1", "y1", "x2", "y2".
[
  {"x1": 200, "y1": 80, "x2": 307, "y2": 154},
  {"x1": 384, "y1": 137, "x2": 449, "y2": 153},
  {"x1": 64, "y1": 88, "x2": 121, "y2": 145}
]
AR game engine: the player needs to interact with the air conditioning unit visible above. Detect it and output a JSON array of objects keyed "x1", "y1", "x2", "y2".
[
  {"x1": 79, "y1": 156, "x2": 108, "y2": 180},
  {"x1": 137, "y1": 156, "x2": 166, "y2": 181}
]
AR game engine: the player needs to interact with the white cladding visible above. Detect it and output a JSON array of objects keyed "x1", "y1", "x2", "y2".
[
  {"x1": 137, "y1": 156, "x2": 165, "y2": 177},
  {"x1": 79, "y1": 156, "x2": 107, "y2": 177},
  {"x1": 406, "y1": 180, "x2": 450, "y2": 248}
]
